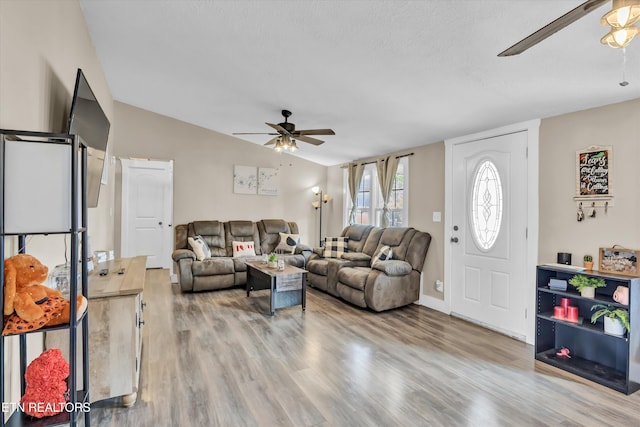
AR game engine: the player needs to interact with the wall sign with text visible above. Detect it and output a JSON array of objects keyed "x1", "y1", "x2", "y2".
[{"x1": 576, "y1": 146, "x2": 613, "y2": 199}]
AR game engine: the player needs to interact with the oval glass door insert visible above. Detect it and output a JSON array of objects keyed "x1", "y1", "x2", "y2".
[{"x1": 470, "y1": 160, "x2": 503, "y2": 250}]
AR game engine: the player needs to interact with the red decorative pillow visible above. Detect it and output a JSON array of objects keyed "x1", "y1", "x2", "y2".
[{"x1": 232, "y1": 241, "x2": 256, "y2": 257}]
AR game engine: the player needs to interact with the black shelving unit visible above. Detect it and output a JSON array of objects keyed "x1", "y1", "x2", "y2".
[
  {"x1": 1, "y1": 130, "x2": 90, "y2": 426},
  {"x1": 536, "y1": 265, "x2": 639, "y2": 394}
]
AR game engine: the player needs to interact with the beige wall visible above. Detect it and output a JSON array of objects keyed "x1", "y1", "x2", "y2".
[
  {"x1": 0, "y1": 0, "x2": 114, "y2": 406},
  {"x1": 406, "y1": 143, "x2": 446, "y2": 298},
  {"x1": 0, "y1": 0, "x2": 116, "y2": 264},
  {"x1": 112, "y1": 102, "x2": 328, "y2": 253},
  {"x1": 539, "y1": 98, "x2": 640, "y2": 268}
]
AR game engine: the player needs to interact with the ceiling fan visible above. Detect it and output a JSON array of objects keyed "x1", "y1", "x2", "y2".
[
  {"x1": 233, "y1": 109, "x2": 335, "y2": 152},
  {"x1": 498, "y1": 0, "x2": 640, "y2": 56}
]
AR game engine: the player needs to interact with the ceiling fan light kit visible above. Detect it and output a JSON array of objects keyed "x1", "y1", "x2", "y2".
[
  {"x1": 274, "y1": 135, "x2": 298, "y2": 152},
  {"x1": 601, "y1": 0, "x2": 640, "y2": 47},
  {"x1": 601, "y1": 0, "x2": 640, "y2": 27}
]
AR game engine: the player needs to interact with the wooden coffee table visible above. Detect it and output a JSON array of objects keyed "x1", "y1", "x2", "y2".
[{"x1": 246, "y1": 261, "x2": 307, "y2": 315}]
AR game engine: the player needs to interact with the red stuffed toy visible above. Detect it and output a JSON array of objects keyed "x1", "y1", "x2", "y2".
[{"x1": 20, "y1": 348, "x2": 70, "y2": 418}]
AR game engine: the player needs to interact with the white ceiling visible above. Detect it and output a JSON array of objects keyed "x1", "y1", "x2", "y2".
[{"x1": 80, "y1": 0, "x2": 640, "y2": 166}]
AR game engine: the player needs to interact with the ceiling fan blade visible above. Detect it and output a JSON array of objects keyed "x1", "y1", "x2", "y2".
[
  {"x1": 497, "y1": 0, "x2": 609, "y2": 57},
  {"x1": 266, "y1": 122, "x2": 288, "y2": 134},
  {"x1": 296, "y1": 135, "x2": 325, "y2": 145},
  {"x1": 264, "y1": 136, "x2": 280, "y2": 146},
  {"x1": 233, "y1": 132, "x2": 279, "y2": 135},
  {"x1": 294, "y1": 128, "x2": 335, "y2": 136}
]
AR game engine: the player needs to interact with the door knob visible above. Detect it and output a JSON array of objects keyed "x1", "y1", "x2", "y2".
[
  {"x1": 158, "y1": 221, "x2": 163, "y2": 225},
  {"x1": 451, "y1": 237, "x2": 459, "y2": 243}
]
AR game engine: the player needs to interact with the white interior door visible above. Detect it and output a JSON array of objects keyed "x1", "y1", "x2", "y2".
[
  {"x1": 121, "y1": 159, "x2": 173, "y2": 269},
  {"x1": 450, "y1": 131, "x2": 528, "y2": 339}
]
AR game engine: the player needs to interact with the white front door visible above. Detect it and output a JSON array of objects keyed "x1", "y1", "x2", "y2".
[
  {"x1": 121, "y1": 159, "x2": 173, "y2": 269},
  {"x1": 449, "y1": 131, "x2": 528, "y2": 339}
]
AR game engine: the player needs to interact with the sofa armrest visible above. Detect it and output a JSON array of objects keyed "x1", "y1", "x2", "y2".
[
  {"x1": 372, "y1": 260, "x2": 412, "y2": 276},
  {"x1": 294, "y1": 243, "x2": 312, "y2": 254},
  {"x1": 172, "y1": 249, "x2": 196, "y2": 262},
  {"x1": 294, "y1": 244, "x2": 313, "y2": 266},
  {"x1": 175, "y1": 257, "x2": 195, "y2": 292}
]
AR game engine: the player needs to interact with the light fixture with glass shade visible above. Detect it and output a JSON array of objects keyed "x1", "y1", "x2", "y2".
[
  {"x1": 601, "y1": 25, "x2": 640, "y2": 47},
  {"x1": 311, "y1": 186, "x2": 331, "y2": 246},
  {"x1": 601, "y1": 0, "x2": 640, "y2": 48},
  {"x1": 601, "y1": 0, "x2": 640, "y2": 27},
  {"x1": 273, "y1": 135, "x2": 298, "y2": 152}
]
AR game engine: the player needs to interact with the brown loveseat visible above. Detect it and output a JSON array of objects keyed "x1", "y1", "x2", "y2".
[
  {"x1": 172, "y1": 219, "x2": 310, "y2": 292},
  {"x1": 306, "y1": 225, "x2": 431, "y2": 311}
]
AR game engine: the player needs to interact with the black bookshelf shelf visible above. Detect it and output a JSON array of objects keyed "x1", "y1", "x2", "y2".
[
  {"x1": 537, "y1": 312, "x2": 628, "y2": 341},
  {"x1": 536, "y1": 349, "x2": 629, "y2": 394}
]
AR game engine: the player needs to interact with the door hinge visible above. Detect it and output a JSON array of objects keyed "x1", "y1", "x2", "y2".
[{"x1": 526, "y1": 227, "x2": 528, "y2": 239}]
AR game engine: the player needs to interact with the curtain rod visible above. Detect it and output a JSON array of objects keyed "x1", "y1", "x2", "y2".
[{"x1": 341, "y1": 152, "x2": 414, "y2": 168}]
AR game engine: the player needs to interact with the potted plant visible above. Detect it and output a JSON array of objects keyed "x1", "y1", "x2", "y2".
[
  {"x1": 568, "y1": 274, "x2": 606, "y2": 298},
  {"x1": 267, "y1": 253, "x2": 278, "y2": 268},
  {"x1": 583, "y1": 254, "x2": 594, "y2": 270},
  {"x1": 591, "y1": 304, "x2": 630, "y2": 336}
]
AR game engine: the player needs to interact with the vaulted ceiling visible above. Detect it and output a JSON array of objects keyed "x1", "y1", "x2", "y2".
[{"x1": 80, "y1": 1, "x2": 640, "y2": 166}]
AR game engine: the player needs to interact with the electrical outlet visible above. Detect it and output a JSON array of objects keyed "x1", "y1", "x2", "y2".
[{"x1": 435, "y1": 280, "x2": 444, "y2": 292}]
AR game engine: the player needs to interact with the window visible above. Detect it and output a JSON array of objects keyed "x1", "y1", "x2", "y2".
[
  {"x1": 470, "y1": 160, "x2": 503, "y2": 250},
  {"x1": 354, "y1": 168, "x2": 373, "y2": 224},
  {"x1": 345, "y1": 157, "x2": 408, "y2": 227}
]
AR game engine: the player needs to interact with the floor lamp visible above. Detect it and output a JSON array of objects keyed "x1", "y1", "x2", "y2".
[{"x1": 311, "y1": 186, "x2": 330, "y2": 247}]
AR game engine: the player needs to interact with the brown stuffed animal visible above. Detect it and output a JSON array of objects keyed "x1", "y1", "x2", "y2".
[{"x1": 4, "y1": 254, "x2": 62, "y2": 322}]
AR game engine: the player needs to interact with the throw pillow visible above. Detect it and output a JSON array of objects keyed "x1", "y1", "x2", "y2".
[
  {"x1": 276, "y1": 232, "x2": 300, "y2": 254},
  {"x1": 323, "y1": 237, "x2": 349, "y2": 258},
  {"x1": 371, "y1": 245, "x2": 393, "y2": 266},
  {"x1": 232, "y1": 241, "x2": 256, "y2": 257},
  {"x1": 188, "y1": 235, "x2": 211, "y2": 261}
]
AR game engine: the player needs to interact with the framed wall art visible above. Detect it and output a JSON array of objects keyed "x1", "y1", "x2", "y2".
[
  {"x1": 258, "y1": 167, "x2": 278, "y2": 196},
  {"x1": 233, "y1": 165, "x2": 257, "y2": 194},
  {"x1": 576, "y1": 146, "x2": 612, "y2": 199},
  {"x1": 599, "y1": 247, "x2": 639, "y2": 277}
]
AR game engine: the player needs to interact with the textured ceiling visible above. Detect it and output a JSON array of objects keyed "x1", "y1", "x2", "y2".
[{"x1": 80, "y1": 0, "x2": 640, "y2": 166}]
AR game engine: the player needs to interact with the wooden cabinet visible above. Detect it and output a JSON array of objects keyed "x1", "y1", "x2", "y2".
[
  {"x1": 535, "y1": 265, "x2": 639, "y2": 394},
  {"x1": 47, "y1": 256, "x2": 146, "y2": 405}
]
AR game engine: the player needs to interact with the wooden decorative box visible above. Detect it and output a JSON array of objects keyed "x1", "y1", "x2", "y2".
[{"x1": 599, "y1": 247, "x2": 639, "y2": 277}]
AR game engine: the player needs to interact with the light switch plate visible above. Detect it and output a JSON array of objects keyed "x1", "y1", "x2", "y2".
[{"x1": 432, "y1": 211, "x2": 442, "y2": 222}]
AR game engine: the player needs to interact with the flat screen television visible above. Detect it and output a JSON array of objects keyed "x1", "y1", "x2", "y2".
[{"x1": 67, "y1": 68, "x2": 111, "y2": 208}]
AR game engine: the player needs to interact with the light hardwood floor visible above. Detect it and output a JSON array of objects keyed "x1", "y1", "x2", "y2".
[{"x1": 90, "y1": 269, "x2": 640, "y2": 426}]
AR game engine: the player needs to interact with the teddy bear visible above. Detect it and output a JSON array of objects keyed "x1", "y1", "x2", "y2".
[
  {"x1": 4, "y1": 254, "x2": 62, "y2": 321},
  {"x1": 3, "y1": 254, "x2": 85, "y2": 335},
  {"x1": 20, "y1": 347, "x2": 70, "y2": 418}
]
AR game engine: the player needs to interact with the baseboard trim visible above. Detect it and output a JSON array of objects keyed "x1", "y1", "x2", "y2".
[{"x1": 416, "y1": 294, "x2": 450, "y2": 314}]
